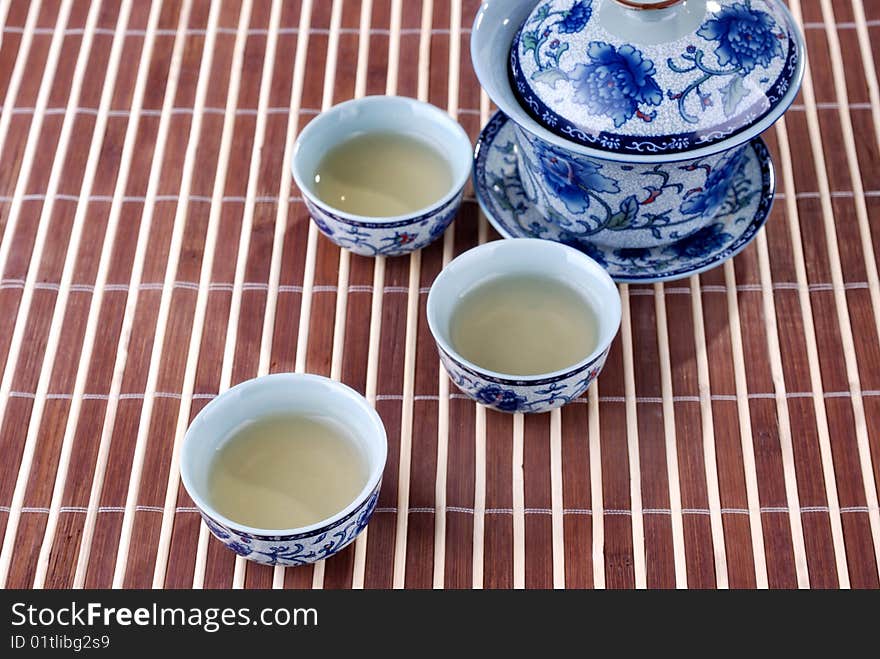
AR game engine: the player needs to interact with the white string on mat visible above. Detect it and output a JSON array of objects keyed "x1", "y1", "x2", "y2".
[
  {"x1": 350, "y1": 0, "x2": 404, "y2": 590},
  {"x1": 652, "y1": 283, "x2": 688, "y2": 588},
  {"x1": 688, "y1": 275, "x2": 731, "y2": 588},
  {"x1": 0, "y1": 0, "x2": 42, "y2": 266},
  {"x1": 0, "y1": 0, "x2": 87, "y2": 586},
  {"x1": 471, "y1": 89, "x2": 491, "y2": 591},
  {"x1": 21, "y1": 0, "x2": 136, "y2": 589},
  {"x1": 431, "y1": 0, "x2": 463, "y2": 590},
  {"x1": 311, "y1": 0, "x2": 373, "y2": 592},
  {"x1": 722, "y1": 260, "x2": 770, "y2": 587},
  {"x1": 150, "y1": 0, "x2": 255, "y2": 589},
  {"x1": 265, "y1": 0, "x2": 341, "y2": 591},
  {"x1": 817, "y1": 0, "x2": 880, "y2": 577},
  {"x1": 620, "y1": 284, "x2": 647, "y2": 588},
  {"x1": 70, "y1": 0, "x2": 195, "y2": 589},
  {"x1": 17, "y1": 503, "x2": 853, "y2": 517}
]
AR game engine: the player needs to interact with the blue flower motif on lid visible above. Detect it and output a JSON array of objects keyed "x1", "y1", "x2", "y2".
[
  {"x1": 668, "y1": 1, "x2": 786, "y2": 122},
  {"x1": 698, "y1": 2, "x2": 784, "y2": 74},
  {"x1": 557, "y1": 0, "x2": 591, "y2": 34},
  {"x1": 569, "y1": 41, "x2": 663, "y2": 128}
]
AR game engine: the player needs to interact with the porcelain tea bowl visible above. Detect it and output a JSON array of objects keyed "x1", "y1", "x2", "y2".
[
  {"x1": 180, "y1": 373, "x2": 388, "y2": 567},
  {"x1": 471, "y1": 0, "x2": 804, "y2": 252},
  {"x1": 291, "y1": 95, "x2": 473, "y2": 257},
  {"x1": 427, "y1": 239, "x2": 621, "y2": 414}
]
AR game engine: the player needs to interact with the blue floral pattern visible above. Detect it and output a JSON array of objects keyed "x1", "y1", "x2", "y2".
[
  {"x1": 518, "y1": 1, "x2": 590, "y2": 74},
  {"x1": 515, "y1": 119, "x2": 729, "y2": 244},
  {"x1": 510, "y1": 0, "x2": 799, "y2": 155},
  {"x1": 557, "y1": 0, "x2": 591, "y2": 34},
  {"x1": 699, "y1": 2, "x2": 785, "y2": 73},
  {"x1": 668, "y1": 2, "x2": 786, "y2": 123},
  {"x1": 474, "y1": 112, "x2": 776, "y2": 283},
  {"x1": 679, "y1": 146, "x2": 747, "y2": 217},
  {"x1": 439, "y1": 346, "x2": 609, "y2": 414},
  {"x1": 665, "y1": 222, "x2": 733, "y2": 260},
  {"x1": 200, "y1": 485, "x2": 380, "y2": 567},
  {"x1": 570, "y1": 42, "x2": 663, "y2": 128},
  {"x1": 474, "y1": 385, "x2": 528, "y2": 412},
  {"x1": 534, "y1": 142, "x2": 618, "y2": 214},
  {"x1": 305, "y1": 190, "x2": 462, "y2": 257}
]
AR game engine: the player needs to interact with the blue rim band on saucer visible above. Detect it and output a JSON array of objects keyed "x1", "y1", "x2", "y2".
[{"x1": 474, "y1": 111, "x2": 776, "y2": 283}]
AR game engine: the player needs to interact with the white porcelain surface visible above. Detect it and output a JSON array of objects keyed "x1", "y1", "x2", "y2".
[
  {"x1": 597, "y1": 1, "x2": 706, "y2": 46},
  {"x1": 427, "y1": 238, "x2": 621, "y2": 413},
  {"x1": 180, "y1": 373, "x2": 388, "y2": 566},
  {"x1": 291, "y1": 95, "x2": 473, "y2": 257}
]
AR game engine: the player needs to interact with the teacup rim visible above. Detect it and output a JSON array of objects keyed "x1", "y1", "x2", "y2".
[
  {"x1": 291, "y1": 95, "x2": 473, "y2": 224},
  {"x1": 180, "y1": 373, "x2": 388, "y2": 538},
  {"x1": 426, "y1": 238, "x2": 622, "y2": 383}
]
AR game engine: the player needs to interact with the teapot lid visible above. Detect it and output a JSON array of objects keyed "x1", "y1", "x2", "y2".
[{"x1": 509, "y1": 0, "x2": 802, "y2": 156}]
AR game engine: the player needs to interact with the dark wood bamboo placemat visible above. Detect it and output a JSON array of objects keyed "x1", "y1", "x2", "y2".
[{"x1": 0, "y1": 0, "x2": 878, "y2": 589}]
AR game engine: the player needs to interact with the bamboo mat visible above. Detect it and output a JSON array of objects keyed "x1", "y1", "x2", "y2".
[{"x1": 0, "y1": 0, "x2": 878, "y2": 590}]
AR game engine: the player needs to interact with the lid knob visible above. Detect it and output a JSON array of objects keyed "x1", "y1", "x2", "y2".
[{"x1": 613, "y1": 0, "x2": 685, "y2": 9}]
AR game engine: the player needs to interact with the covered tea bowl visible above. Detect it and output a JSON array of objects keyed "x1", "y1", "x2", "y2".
[{"x1": 471, "y1": 0, "x2": 804, "y2": 278}]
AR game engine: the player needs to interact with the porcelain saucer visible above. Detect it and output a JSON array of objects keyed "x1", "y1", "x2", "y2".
[{"x1": 473, "y1": 112, "x2": 776, "y2": 283}]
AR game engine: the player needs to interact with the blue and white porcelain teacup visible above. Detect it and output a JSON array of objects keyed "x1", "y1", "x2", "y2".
[
  {"x1": 180, "y1": 373, "x2": 387, "y2": 567},
  {"x1": 471, "y1": 0, "x2": 804, "y2": 252},
  {"x1": 292, "y1": 95, "x2": 473, "y2": 257},
  {"x1": 427, "y1": 238, "x2": 621, "y2": 414}
]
